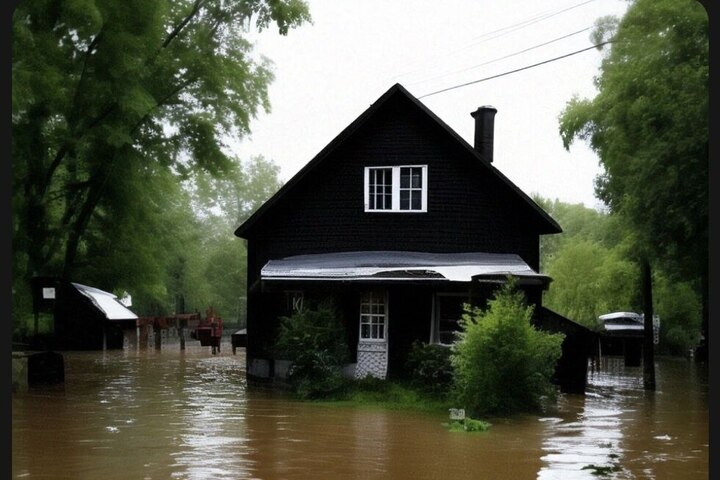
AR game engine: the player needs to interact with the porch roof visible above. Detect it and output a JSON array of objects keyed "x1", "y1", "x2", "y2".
[{"x1": 260, "y1": 251, "x2": 550, "y2": 284}]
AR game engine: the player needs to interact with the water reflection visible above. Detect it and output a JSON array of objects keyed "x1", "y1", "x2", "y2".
[
  {"x1": 539, "y1": 356, "x2": 708, "y2": 480},
  {"x1": 12, "y1": 346, "x2": 707, "y2": 480}
]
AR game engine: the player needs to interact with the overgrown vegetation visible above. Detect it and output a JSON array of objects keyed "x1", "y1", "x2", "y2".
[
  {"x1": 12, "y1": 0, "x2": 309, "y2": 337},
  {"x1": 404, "y1": 340, "x2": 454, "y2": 397},
  {"x1": 451, "y1": 282, "x2": 564, "y2": 416},
  {"x1": 535, "y1": 196, "x2": 704, "y2": 354},
  {"x1": 446, "y1": 417, "x2": 491, "y2": 433},
  {"x1": 558, "y1": 0, "x2": 708, "y2": 358},
  {"x1": 275, "y1": 300, "x2": 350, "y2": 399}
]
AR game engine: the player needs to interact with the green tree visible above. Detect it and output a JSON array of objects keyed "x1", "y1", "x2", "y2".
[
  {"x1": 181, "y1": 155, "x2": 282, "y2": 323},
  {"x1": 12, "y1": 0, "x2": 309, "y2": 291},
  {"x1": 543, "y1": 237, "x2": 639, "y2": 329},
  {"x1": 654, "y1": 274, "x2": 702, "y2": 355},
  {"x1": 451, "y1": 282, "x2": 564, "y2": 416},
  {"x1": 558, "y1": 0, "x2": 708, "y2": 357}
]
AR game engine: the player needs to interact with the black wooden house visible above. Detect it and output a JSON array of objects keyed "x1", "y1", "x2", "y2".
[{"x1": 235, "y1": 84, "x2": 595, "y2": 392}]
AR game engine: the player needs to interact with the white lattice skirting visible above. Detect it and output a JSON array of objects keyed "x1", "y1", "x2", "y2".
[{"x1": 355, "y1": 341, "x2": 388, "y2": 379}]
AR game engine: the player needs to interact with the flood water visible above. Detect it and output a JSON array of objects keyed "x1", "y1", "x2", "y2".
[{"x1": 13, "y1": 343, "x2": 708, "y2": 479}]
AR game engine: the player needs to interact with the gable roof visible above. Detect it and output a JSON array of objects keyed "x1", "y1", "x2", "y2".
[{"x1": 235, "y1": 83, "x2": 561, "y2": 238}]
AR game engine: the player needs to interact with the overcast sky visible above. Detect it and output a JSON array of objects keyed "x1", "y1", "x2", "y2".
[{"x1": 231, "y1": 0, "x2": 631, "y2": 210}]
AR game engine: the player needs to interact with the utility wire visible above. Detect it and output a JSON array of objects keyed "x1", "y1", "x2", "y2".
[
  {"x1": 408, "y1": 26, "x2": 593, "y2": 87},
  {"x1": 468, "y1": 0, "x2": 597, "y2": 44},
  {"x1": 418, "y1": 41, "x2": 612, "y2": 99},
  {"x1": 392, "y1": 0, "x2": 597, "y2": 81}
]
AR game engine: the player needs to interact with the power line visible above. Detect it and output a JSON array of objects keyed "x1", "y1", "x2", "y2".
[
  {"x1": 468, "y1": 0, "x2": 597, "y2": 44},
  {"x1": 418, "y1": 41, "x2": 612, "y2": 99},
  {"x1": 408, "y1": 26, "x2": 593, "y2": 87},
  {"x1": 392, "y1": 0, "x2": 598, "y2": 82}
]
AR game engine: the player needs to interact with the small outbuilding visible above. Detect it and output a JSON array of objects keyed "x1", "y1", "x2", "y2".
[
  {"x1": 30, "y1": 276, "x2": 138, "y2": 350},
  {"x1": 597, "y1": 311, "x2": 647, "y2": 366}
]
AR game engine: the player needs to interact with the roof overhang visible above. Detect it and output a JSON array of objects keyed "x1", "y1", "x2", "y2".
[
  {"x1": 260, "y1": 251, "x2": 550, "y2": 285},
  {"x1": 598, "y1": 311, "x2": 642, "y2": 322},
  {"x1": 72, "y1": 283, "x2": 138, "y2": 320}
]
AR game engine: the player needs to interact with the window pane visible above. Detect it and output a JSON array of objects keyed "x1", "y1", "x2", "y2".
[
  {"x1": 361, "y1": 324, "x2": 369, "y2": 339},
  {"x1": 368, "y1": 169, "x2": 392, "y2": 210},
  {"x1": 400, "y1": 169, "x2": 410, "y2": 188},
  {"x1": 378, "y1": 325, "x2": 385, "y2": 339},
  {"x1": 371, "y1": 324, "x2": 378, "y2": 339},
  {"x1": 400, "y1": 190, "x2": 410, "y2": 210},
  {"x1": 411, "y1": 191, "x2": 421, "y2": 210},
  {"x1": 412, "y1": 169, "x2": 422, "y2": 188}
]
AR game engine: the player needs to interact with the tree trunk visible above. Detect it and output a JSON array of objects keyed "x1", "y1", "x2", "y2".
[
  {"x1": 61, "y1": 149, "x2": 116, "y2": 279},
  {"x1": 695, "y1": 269, "x2": 708, "y2": 363},
  {"x1": 641, "y1": 258, "x2": 656, "y2": 390}
]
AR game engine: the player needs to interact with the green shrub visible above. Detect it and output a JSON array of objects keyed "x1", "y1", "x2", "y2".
[
  {"x1": 451, "y1": 280, "x2": 565, "y2": 416},
  {"x1": 405, "y1": 340, "x2": 453, "y2": 396},
  {"x1": 275, "y1": 299, "x2": 350, "y2": 399},
  {"x1": 446, "y1": 417, "x2": 491, "y2": 432}
]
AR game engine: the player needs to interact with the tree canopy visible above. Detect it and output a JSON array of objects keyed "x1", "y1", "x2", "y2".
[
  {"x1": 558, "y1": 0, "x2": 708, "y2": 352},
  {"x1": 559, "y1": 0, "x2": 707, "y2": 275},
  {"x1": 12, "y1": 0, "x2": 309, "y2": 281},
  {"x1": 536, "y1": 196, "x2": 703, "y2": 354},
  {"x1": 12, "y1": 0, "x2": 307, "y2": 333}
]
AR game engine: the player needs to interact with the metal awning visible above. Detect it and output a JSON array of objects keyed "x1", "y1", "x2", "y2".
[
  {"x1": 598, "y1": 311, "x2": 642, "y2": 322},
  {"x1": 260, "y1": 251, "x2": 550, "y2": 284},
  {"x1": 72, "y1": 283, "x2": 138, "y2": 320},
  {"x1": 598, "y1": 311, "x2": 644, "y2": 334}
]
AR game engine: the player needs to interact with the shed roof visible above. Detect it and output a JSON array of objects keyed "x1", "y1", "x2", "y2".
[
  {"x1": 598, "y1": 311, "x2": 642, "y2": 321},
  {"x1": 235, "y1": 83, "x2": 561, "y2": 238},
  {"x1": 261, "y1": 251, "x2": 550, "y2": 284},
  {"x1": 72, "y1": 283, "x2": 138, "y2": 320}
]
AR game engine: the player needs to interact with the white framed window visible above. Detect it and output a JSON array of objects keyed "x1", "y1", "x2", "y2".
[
  {"x1": 360, "y1": 291, "x2": 387, "y2": 341},
  {"x1": 364, "y1": 165, "x2": 427, "y2": 212}
]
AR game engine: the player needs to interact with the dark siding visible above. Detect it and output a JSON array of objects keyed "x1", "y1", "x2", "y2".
[
  {"x1": 387, "y1": 285, "x2": 433, "y2": 378},
  {"x1": 246, "y1": 94, "x2": 544, "y2": 285}
]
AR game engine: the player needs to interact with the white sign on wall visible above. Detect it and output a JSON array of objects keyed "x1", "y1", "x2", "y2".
[{"x1": 42, "y1": 287, "x2": 56, "y2": 299}]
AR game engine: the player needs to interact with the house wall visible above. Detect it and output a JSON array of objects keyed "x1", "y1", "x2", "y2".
[
  {"x1": 245, "y1": 94, "x2": 548, "y2": 285},
  {"x1": 241, "y1": 92, "x2": 565, "y2": 384}
]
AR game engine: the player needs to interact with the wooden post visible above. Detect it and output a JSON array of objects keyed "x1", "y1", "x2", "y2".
[
  {"x1": 138, "y1": 322, "x2": 148, "y2": 349},
  {"x1": 179, "y1": 327, "x2": 185, "y2": 351},
  {"x1": 154, "y1": 320, "x2": 162, "y2": 350},
  {"x1": 641, "y1": 258, "x2": 656, "y2": 390}
]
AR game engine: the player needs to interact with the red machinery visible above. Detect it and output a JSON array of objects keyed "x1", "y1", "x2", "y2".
[
  {"x1": 193, "y1": 307, "x2": 223, "y2": 354},
  {"x1": 136, "y1": 307, "x2": 223, "y2": 353}
]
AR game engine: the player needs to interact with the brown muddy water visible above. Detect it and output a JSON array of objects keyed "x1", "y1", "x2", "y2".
[{"x1": 13, "y1": 344, "x2": 708, "y2": 479}]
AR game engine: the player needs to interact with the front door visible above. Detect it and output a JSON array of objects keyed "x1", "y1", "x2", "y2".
[{"x1": 355, "y1": 290, "x2": 388, "y2": 379}]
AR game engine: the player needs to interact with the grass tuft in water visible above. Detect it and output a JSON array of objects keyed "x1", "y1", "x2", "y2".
[
  {"x1": 311, "y1": 376, "x2": 452, "y2": 414},
  {"x1": 444, "y1": 417, "x2": 491, "y2": 433}
]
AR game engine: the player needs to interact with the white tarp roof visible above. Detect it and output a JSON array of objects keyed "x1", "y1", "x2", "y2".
[
  {"x1": 72, "y1": 283, "x2": 138, "y2": 320},
  {"x1": 598, "y1": 311, "x2": 644, "y2": 332},
  {"x1": 598, "y1": 311, "x2": 642, "y2": 322},
  {"x1": 261, "y1": 251, "x2": 549, "y2": 283}
]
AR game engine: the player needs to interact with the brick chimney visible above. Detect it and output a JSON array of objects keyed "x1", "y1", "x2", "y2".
[{"x1": 470, "y1": 106, "x2": 497, "y2": 163}]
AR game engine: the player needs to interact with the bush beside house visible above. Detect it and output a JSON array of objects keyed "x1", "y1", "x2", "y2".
[
  {"x1": 451, "y1": 282, "x2": 565, "y2": 416},
  {"x1": 274, "y1": 300, "x2": 350, "y2": 399}
]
